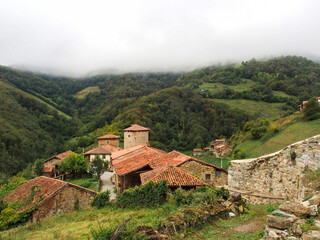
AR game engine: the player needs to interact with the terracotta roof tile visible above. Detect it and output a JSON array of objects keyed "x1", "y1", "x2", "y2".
[
  {"x1": 193, "y1": 149, "x2": 202, "y2": 152},
  {"x1": 123, "y1": 124, "x2": 150, "y2": 132},
  {"x1": 2, "y1": 176, "x2": 97, "y2": 211},
  {"x1": 44, "y1": 167, "x2": 54, "y2": 173},
  {"x1": 112, "y1": 147, "x2": 165, "y2": 175},
  {"x1": 111, "y1": 144, "x2": 146, "y2": 160},
  {"x1": 84, "y1": 145, "x2": 118, "y2": 155},
  {"x1": 44, "y1": 150, "x2": 75, "y2": 163},
  {"x1": 97, "y1": 134, "x2": 120, "y2": 140},
  {"x1": 140, "y1": 166, "x2": 206, "y2": 187}
]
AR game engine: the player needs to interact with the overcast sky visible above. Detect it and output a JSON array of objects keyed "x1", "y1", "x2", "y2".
[{"x1": 0, "y1": 0, "x2": 319, "y2": 77}]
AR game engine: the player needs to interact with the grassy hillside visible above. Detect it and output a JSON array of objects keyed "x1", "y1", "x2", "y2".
[
  {"x1": 0, "y1": 202, "x2": 272, "y2": 240},
  {"x1": 214, "y1": 99, "x2": 286, "y2": 120},
  {"x1": 234, "y1": 117, "x2": 320, "y2": 158},
  {"x1": 0, "y1": 81, "x2": 77, "y2": 181},
  {"x1": 74, "y1": 86, "x2": 100, "y2": 99}
]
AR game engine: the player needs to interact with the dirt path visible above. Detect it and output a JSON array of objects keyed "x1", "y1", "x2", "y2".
[
  {"x1": 233, "y1": 219, "x2": 265, "y2": 233},
  {"x1": 100, "y1": 171, "x2": 116, "y2": 200}
]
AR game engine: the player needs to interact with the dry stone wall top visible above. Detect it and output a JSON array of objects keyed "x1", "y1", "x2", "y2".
[{"x1": 228, "y1": 134, "x2": 320, "y2": 202}]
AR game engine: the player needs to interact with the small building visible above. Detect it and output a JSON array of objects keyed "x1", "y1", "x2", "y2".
[
  {"x1": 84, "y1": 145, "x2": 118, "y2": 163},
  {"x1": 210, "y1": 139, "x2": 226, "y2": 149},
  {"x1": 215, "y1": 144, "x2": 233, "y2": 157},
  {"x1": 123, "y1": 124, "x2": 150, "y2": 149},
  {"x1": 43, "y1": 150, "x2": 75, "y2": 177},
  {"x1": 298, "y1": 97, "x2": 320, "y2": 111},
  {"x1": 97, "y1": 134, "x2": 120, "y2": 148},
  {"x1": 2, "y1": 176, "x2": 96, "y2": 221},
  {"x1": 193, "y1": 148, "x2": 202, "y2": 156},
  {"x1": 203, "y1": 147, "x2": 210, "y2": 152},
  {"x1": 140, "y1": 166, "x2": 206, "y2": 190}
]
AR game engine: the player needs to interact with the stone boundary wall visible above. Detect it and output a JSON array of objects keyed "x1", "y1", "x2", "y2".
[{"x1": 228, "y1": 134, "x2": 320, "y2": 204}]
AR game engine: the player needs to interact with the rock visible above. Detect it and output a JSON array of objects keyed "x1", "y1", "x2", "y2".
[
  {"x1": 231, "y1": 192, "x2": 241, "y2": 201},
  {"x1": 267, "y1": 215, "x2": 294, "y2": 230},
  {"x1": 223, "y1": 200, "x2": 232, "y2": 208},
  {"x1": 302, "y1": 201, "x2": 311, "y2": 207},
  {"x1": 287, "y1": 237, "x2": 298, "y2": 240},
  {"x1": 301, "y1": 230, "x2": 320, "y2": 240},
  {"x1": 229, "y1": 212, "x2": 236, "y2": 217},
  {"x1": 265, "y1": 225, "x2": 289, "y2": 238},
  {"x1": 136, "y1": 226, "x2": 169, "y2": 240},
  {"x1": 279, "y1": 201, "x2": 311, "y2": 217},
  {"x1": 292, "y1": 222, "x2": 302, "y2": 236},
  {"x1": 315, "y1": 220, "x2": 320, "y2": 228},
  {"x1": 230, "y1": 205, "x2": 239, "y2": 215},
  {"x1": 268, "y1": 230, "x2": 280, "y2": 239},
  {"x1": 310, "y1": 205, "x2": 318, "y2": 216},
  {"x1": 309, "y1": 195, "x2": 320, "y2": 206},
  {"x1": 239, "y1": 205, "x2": 244, "y2": 213},
  {"x1": 272, "y1": 209, "x2": 298, "y2": 219}
]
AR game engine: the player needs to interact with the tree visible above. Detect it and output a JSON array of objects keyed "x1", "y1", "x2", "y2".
[
  {"x1": 303, "y1": 97, "x2": 320, "y2": 120},
  {"x1": 91, "y1": 156, "x2": 108, "y2": 182},
  {"x1": 59, "y1": 153, "x2": 88, "y2": 175},
  {"x1": 34, "y1": 159, "x2": 44, "y2": 176}
]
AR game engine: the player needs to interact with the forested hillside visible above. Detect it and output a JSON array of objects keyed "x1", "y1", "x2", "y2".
[{"x1": 1, "y1": 56, "x2": 320, "y2": 180}]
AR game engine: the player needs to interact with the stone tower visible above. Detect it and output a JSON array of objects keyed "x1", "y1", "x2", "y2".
[
  {"x1": 97, "y1": 134, "x2": 120, "y2": 147},
  {"x1": 123, "y1": 124, "x2": 150, "y2": 149}
]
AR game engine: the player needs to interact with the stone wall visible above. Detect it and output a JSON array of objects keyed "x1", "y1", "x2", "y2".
[
  {"x1": 179, "y1": 160, "x2": 228, "y2": 186},
  {"x1": 32, "y1": 185, "x2": 96, "y2": 221},
  {"x1": 98, "y1": 139, "x2": 119, "y2": 147},
  {"x1": 228, "y1": 134, "x2": 320, "y2": 203},
  {"x1": 124, "y1": 131, "x2": 149, "y2": 149},
  {"x1": 44, "y1": 158, "x2": 63, "y2": 168}
]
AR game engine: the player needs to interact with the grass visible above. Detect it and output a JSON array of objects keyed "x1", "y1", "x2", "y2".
[
  {"x1": 214, "y1": 99, "x2": 285, "y2": 121},
  {"x1": 184, "y1": 204, "x2": 271, "y2": 240},
  {"x1": 235, "y1": 118, "x2": 320, "y2": 158},
  {"x1": 65, "y1": 178, "x2": 99, "y2": 192},
  {"x1": 0, "y1": 203, "x2": 178, "y2": 240},
  {"x1": 0, "y1": 201, "x2": 273, "y2": 240},
  {"x1": 180, "y1": 151, "x2": 230, "y2": 169},
  {"x1": 74, "y1": 86, "x2": 100, "y2": 99},
  {"x1": 199, "y1": 80, "x2": 256, "y2": 95}
]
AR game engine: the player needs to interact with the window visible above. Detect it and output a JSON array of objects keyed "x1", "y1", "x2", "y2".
[
  {"x1": 205, "y1": 174, "x2": 211, "y2": 181},
  {"x1": 128, "y1": 134, "x2": 130, "y2": 137},
  {"x1": 102, "y1": 154, "x2": 106, "y2": 159},
  {"x1": 106, "y1": 140, "x2": 110, "y2": 144},
  {"x1": 215, "y1": 170, "x2": 221, "y2": 178}
]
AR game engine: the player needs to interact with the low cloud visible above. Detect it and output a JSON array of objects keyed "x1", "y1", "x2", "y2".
[{"x1": 0, "y1": 0, "x2": 319, "y2": 77}]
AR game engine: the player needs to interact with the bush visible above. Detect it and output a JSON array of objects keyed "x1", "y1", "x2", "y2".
[
  {"x1": 172, "y1": 187, "x2": 230, "y2": 206},
  {"x1": 91, "y1": 190, "x2": 110, "y2": 209},
  {"x1": 116, "y1": 180, "x2": 168, "y2": 208}
]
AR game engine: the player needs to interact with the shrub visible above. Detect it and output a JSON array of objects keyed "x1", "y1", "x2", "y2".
[
  {"x1": 116, "y1": 180, "x2": 168, "y2": 208},
  {"x1": 173, "y1": 187, "x2": 229, "y2": 206},
  {"x1": 91, "y1": 190, "x2": 110, "y2": 209}
]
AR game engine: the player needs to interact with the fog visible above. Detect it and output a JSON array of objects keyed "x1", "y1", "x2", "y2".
[{"x1": 0, "y1": 0, "x2": 319, "y2": 77}]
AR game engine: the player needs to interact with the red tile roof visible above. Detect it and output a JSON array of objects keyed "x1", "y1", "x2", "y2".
[
  {"x1": 123, "y1": 124, "x2": 150, "y2": 132},
  {"x1": 44, "y1": 167, "x2": 54, "y2": 173},
  {"x1": 97, "y1": 134, "x2": 120, "y2": 140},
  {"x1": 193, "y1": 149, "x2": 202, "y2": 152},
  {"x1": 84, "y1": 144, "x2": 118, "y2": 155},
  {"x1": 140, "y1": 166, "x2": 206, "y2": 187},
  {"x1": 2, "y1": 176, "x2": 97, "y2": 211},
  {"x1": 112, "y1": 147, "x2": 166, "y2": 175},
  {"x1": 111, "y1": 144, "x2": 147, "y2": 160},
  {"x1": 44, "y1": 150, "x2": 75, "y2": 163}
]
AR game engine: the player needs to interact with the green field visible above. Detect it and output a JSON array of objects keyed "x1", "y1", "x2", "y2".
[
  {"x1": 214, "y1": 99, "x2": 286, "y2": 120},
  {"x1": 199, "y1": 80, "x2": 255, "y2": 94},
  {"x1": 75, "y1": 86, "x2": 100, "y2": 99},
  {"x1": 235, "y1": 118, "x2": 320, "y2": 158},
  {"x1": 66, "y1": 178, "x2": 99, "y2": 192}
]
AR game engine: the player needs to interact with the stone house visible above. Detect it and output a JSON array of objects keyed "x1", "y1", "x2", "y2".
[
  {"x1": 43, "y1": 150, "x2": 75, "y2": 177},
  {"x1": 112, "y1": 145, "x2": 227, "y2": 193},
  {"x1": 193, "y1": 148, "x2": 202, "y2": 156},
  {"x1": 298, "y1": 97, "x2": 320, "y2": 111},
  {"x1": 140, "y1": 166, "x2": 206, "y2": 190},
  {"x1": 2, "y1": 176, "x2": 96, "y2": 221},
  {"x1": 123, "y1": 124, "x2": 150, "y2": 149},
  {"x1": 210, "y1": 139, "x2": 226, "y2": 149},
  {"x1": 97, "y1": 134, "x2": 120, "y2": 148}
]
